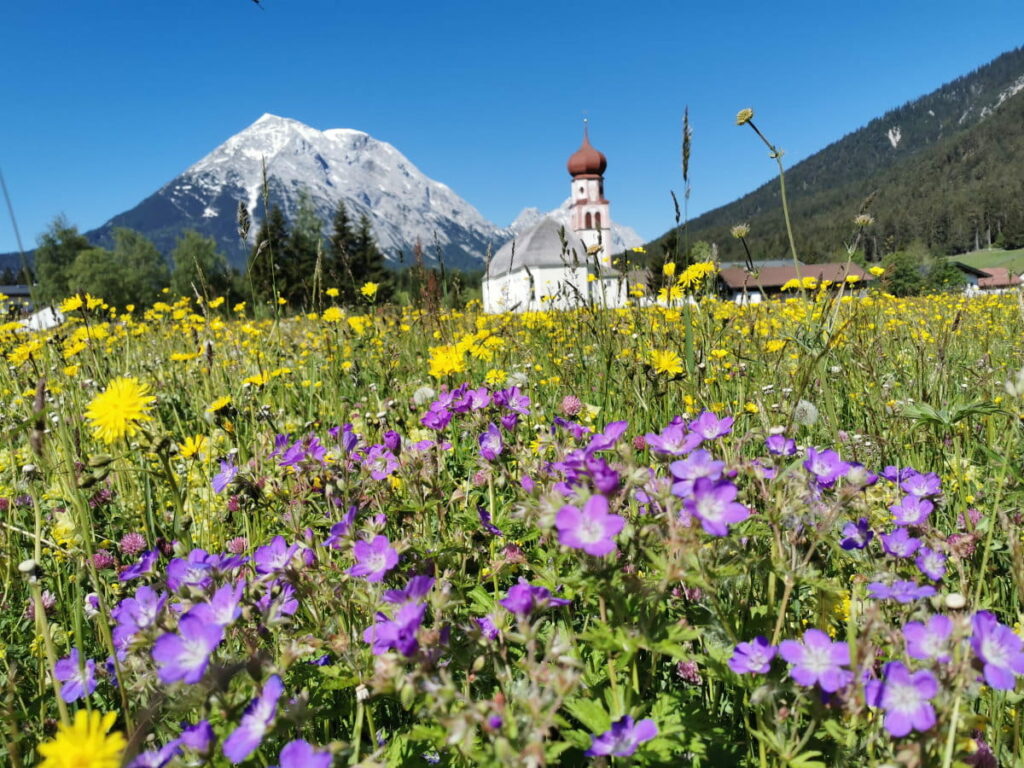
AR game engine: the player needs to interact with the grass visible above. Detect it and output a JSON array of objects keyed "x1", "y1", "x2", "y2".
[{"x1": 952, "y1": 246, "x2": 1024, "y2": 272}]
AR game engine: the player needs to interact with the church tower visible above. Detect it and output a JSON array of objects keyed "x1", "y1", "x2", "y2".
[{"x1": 567, "y1": 120, "x2": 613, "y2": 272}]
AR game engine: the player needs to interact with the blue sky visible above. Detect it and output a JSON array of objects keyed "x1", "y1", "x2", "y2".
[{"x1": 1, "y1": 0, "x2": 1023, "y2": 253}]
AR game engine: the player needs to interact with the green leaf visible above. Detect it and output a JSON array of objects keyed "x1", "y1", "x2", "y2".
[{"x1": 562, "y1": 696, "x2": 611, "y2": 734}]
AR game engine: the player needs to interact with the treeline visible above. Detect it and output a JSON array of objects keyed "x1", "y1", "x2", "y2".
[{"x1": 25, "y1": 196, "x2": 482, "y2": 310}]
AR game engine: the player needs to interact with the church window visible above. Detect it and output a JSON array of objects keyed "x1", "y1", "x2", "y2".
[
  {"x1": 585, "y1": 212, "x2": 593, "y2": 228},
  {"x1": 595, "y1": 212, "x2": 602, "y2": 228}
]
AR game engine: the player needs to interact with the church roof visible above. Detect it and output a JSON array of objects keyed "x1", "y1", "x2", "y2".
[
  {"x1": 567, "y1": 125, "x2": 607, "y2": 177},
  {"x1": 486, "y1": 217, "x2": 591, "y2": 278}
]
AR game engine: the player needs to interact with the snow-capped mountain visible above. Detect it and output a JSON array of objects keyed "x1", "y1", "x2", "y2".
[
  {"x1": 506, "y1": 200, "x2": 644, "y2": 255},
  {"x1": 83, "y1": 114, "x2": 509, "y2": 270}
]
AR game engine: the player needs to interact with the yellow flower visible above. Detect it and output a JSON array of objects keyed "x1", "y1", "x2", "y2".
[
  {"x1": 347, "y1": 315, "x2": 371, "y2": 335},
  {"x1": 587, "y1": 274, "x2": 598, "y2": 282},
  {"x1": 484, "y1": 368, "x2": 507, "y2": 386},
  {"x1": 631, "y1": 246, "x2": 647, "y2": 254},
  {"x1": 428, "y1": 345, "x2": 466, "y2": 379},
  {"x1": 169, "y1": 351, "x2": 198, "y2": 362},
  {"x1": 662, "y1": 261, "x2": 677, "y2": 278},
  {"x1": 207, "y1": 296, "x2": 225, "y2": 308},
  {"x1": 277, "y1": 296, "x2": 288, "y2": 305},
  {"x1": 869, "y1": 266, "x2": 886, "y2": 277},
  {"x1": 243, "y1": 372, "x2": 269, "y2": 387},
  {"x1": 736, "y1": 108, "x2": 754, "y2": 126},
  {"x1": 178, "y1": 434, "x2": 208, "y2": 458},
  {"x1": 59, "y1": 295, "x2": 84, "y2": 313},
  {"x1": 206, "y1": 395, "x2": 231, "y2": 413},
  {"x1": 325, "y1": 287, "x2": 340, "y2": 297},
  {"x1": 38, "y1": 710, "x2": 126, "y2": 768},
  {"x1": 322, "y1": 307, "x2": 344, "y2": 323},
  {"x1": 651, "y1": 349, "x2": 683, "y2": 376},
  {"x1": 360, "y1": 282, "x2": 379, "y2": 299},
  {"x1": 84, "y1": 378, "x2": 155, "y2": 444},
  {"x1": 765, "y1": 339, "x2": 786, "y2": 353},
  {"x1": 63, "y1": 365, "x2": 80, "y2": 377}
]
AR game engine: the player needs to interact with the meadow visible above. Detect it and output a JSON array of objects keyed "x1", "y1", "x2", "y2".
[{"x1": 3, "y1": 278, "x2": 1024, "y2": 767}]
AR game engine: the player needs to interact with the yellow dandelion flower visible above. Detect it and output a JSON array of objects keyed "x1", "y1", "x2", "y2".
[
  {"x1": 243, "y1": 372, "x2": 269, "y2": 387},
  {"x1": 869, "y1": 266, "x2": 886, "y2": 277},
  {"x1": 37, "y1": 710, "x2": 126, "y2": 768},
  {"x1": 484, "y1": 368, "x2": 507, "y2": 386},
  {"x1": 178, "y1": 435, "x2": 207, "y2": 458},
  {"x1": 59, "y1": 295, "x2": 84, "y2": 313},
  {"x1": 207, "y1": 296, "x2": 225, "y2": 308},
  {"x1": 360, "y1": 282, "x2": 379, "y2": 298},
  {"x1": 325, "y1": 287, "x2": 340, "y2": 297},
  {"x1": 206, "y1": 395, "x2": 231, "y2": 413},
  {"x1": 651, "y1": 349, "x2": 683, "y2": 376},
  {"x1": 662, "y1": 261, "x2": 676, "y2": 277},
  {"x1": 84, "y1": 378, "x2": 155, "y2": 444}
]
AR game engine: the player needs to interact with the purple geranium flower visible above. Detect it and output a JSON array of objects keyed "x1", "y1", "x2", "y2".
[
  {"x1": 881, "y1": 528, "x2": 921, "y2": 558},
  {"x1": 890, "y1": 495, "x2": 934, "y2": 527},
  {"x1": 165, "y1": 549, "x2": 214, "y2": 592},
  {"x1": 584, "y1": 715, "x2": 658, "y2": 757},
  {"x1": 363, "y1": 602, "x2": 426, "y2": 657},
  {"x1": 904, "y1": 615, "x2": 953, "y2": 663},
  {"x1": 803, "y1": 447, "x2": 850, "y2": 487},
  {"x1": 181, "y1": 720, "x2": 214, "y2": 755},
  {"x1": 765, "y1": 433, "x2": 797, "y2": 456},
  {"x1": 839, "y1": 518, "x2": 873, "y2": 550},
  {"x1": 362, "y1": 445, "x2": 399, "y2": 480},
  {"x1": 865, "y1": 661, "x2": 938, "y2": 737},
  {"x1": 420, "y1": 408, "x2": 452, "y2": 431},
  {"x1": 347, "y1": 535, "x2": 399, "y2": 582},
  {"x1": 272, "y1": 740, "x2": 332, "y2": 768},
  {"x1": 669, "y1": 449, "x2": 725, "y2": 498},
  {"x1": 53, "y1": 648, "x2": 97, "y2": 702},
  {"x1": 324, "y1": 506, "x2": 359, "y2": 549},
  {"x1": 882, "y1": 465, "x2": 918, "y2": 484},
  {"x1": 555, "y1": 494, "x2": 625, "y2": 556},
  {"x1": 683, "y1": 477, "x2": 750, "y2": 537},
  {"x1": 382, "y1": 575, "x2": 435, "y2": 604},
  {"x1": 586, "y1": 420, "x2": 629, "y2": 455},
  {"x1": 495, "y1": 385, "x2": 531, "y2": 416},
  {"x1": 971, "y1": 611, "x2": 1024, "y2": 690},
  {"x1": 728, "y1": 636, "x2": 777, "y2": 675},
  {"x1": 253, "y1": 536, "x2": 300, "y2": 575},
  {"x1": 127, "y1": 739, "x2": 182, "y2": 768},
  {"x1": 475, "y1": 615, "x2": 500, "y2": 641},
  {"x1": 255, "y1": 580, "x2": 299, "y2": 623},
  {"x1": 222, "y1": 675, "x2": 284, "y2": 763},
  {"x1": 778, "y1": 628, "x2": 853, "y2": 692},
  {"x1": 383, "y1": 429, "x2": 402, "y2": 455},
  {"x1": 152, "y1": 615, "x2": 223, "y2": 684},
  {"x1": 499, "y1": 578, "x2": 570, "y2": 617},
  {"x1": 478, "y1": 423, "x2": 503, "y2": 462},
  {"x1": 211, "y1": 460, "x2": 238, "y2": 494},
  {"x1": 916, "y1": 547, "x2": 947, "y2": 581},
  {"x1": 119, "y1": 548, "x2": 159, "y2": 582},
  {"x1": 868, "y1": 580, "x2": 936, "y2": 603},
  {"x1": 644, "y1": 419, "x2": 702, "y2": 456},
  {"x1": 690, "y1": 411, "x2": 733, "y2": 441},
  {"x1": 187, "y1": 580, "x2": 245, "y2": 627},
  {"x1": 478, "y1": 506, "x2": 503, "y2": 537},
  {"x1": 901, "y1": 472, "x2": 941, "y2": 498}
]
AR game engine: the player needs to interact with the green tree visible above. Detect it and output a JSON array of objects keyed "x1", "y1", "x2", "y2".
[
  {"x1": 326, "y1": 199, "x2": 356, "y2": 298},
  {"x1": 882, "y1": 244, "x2": 926, "y2": 297},
  {"x1": 281, "y1": 191, "x2": 322, "y2": 304},
  {"x1": 68, "y1": 228, "x2": 169, "y2": 308},
  {"x1": 35, "y1": 215, "x2": 91, "y2": 303},
  {"x1": 350, "y1": 214, "x2": 391, "y2": 302},
  {"x1": 170, "y1": 230, "x2": 230, "y2": 299},
  {"x1": 924, "y1": 258, "x2": 967, "y2": 293},
  {"x1": 247, "y1": 204, "x2": 289, "y2": 303}
]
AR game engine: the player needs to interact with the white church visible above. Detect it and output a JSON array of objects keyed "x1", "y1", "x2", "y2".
[{"x1": 482, "y1": 125, "x2": 633, "y2": 313}]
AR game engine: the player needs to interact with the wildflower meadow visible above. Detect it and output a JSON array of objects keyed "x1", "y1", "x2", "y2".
[{"x1": 4, "y1": 278, "x2": 1024, "y2": 767}]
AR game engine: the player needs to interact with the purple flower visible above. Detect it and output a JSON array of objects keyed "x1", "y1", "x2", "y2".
[
  {"x1": 881, "y1": 528, "x2": 921, "y2": 558},
  {"x1": 211, "y1": 459, "x2": 238, "y2": 494},
  {"x1": 916, "y1": 547, "x2": 947, "y2": 581},
  {"x1": 584, "y1": 715, "x2": 658, "y2": 757},
  {"x1": 324, "y1": 506, "x2": 359, "y2": 549},
  {"x1": 555, "y1": 494, "x2": 625, "y2": 556},
  {"x1": 971, "y1": 610, "x2": 1024, "y2": 690},
  {"x1": 363, "y1": 602, "x2": 426, "y2": 656},
  {"x1": 152, "y1": 615, "x2": 223, "y2": 684},
  {"x1": 347, "y1": 535, "x2": 399, "y2": 582},
  {"x1": 127, "y1": 739, "x2": 182, "y2": 768},
  {"x1": 803, "y1": 447, "x2": 850, "y2": 487},
  {"x1": 882, "y1": 465, "x2": 918, "y2": 484},
  {"x1": 728, "y1": 637, "x2": 777, "y2": 675},
  {"x1": 187, "y1": 580, "x2": 245, "y2": 627},
  {"x1": 362, "y1": 445, "x2": 399, "y2": 480},
  {"x1": 690, "y1": 411, "x2": 733, "y2": 441},
  {"x1": 119, "y1": 548, "x2": 159, "y2": 581},
  {"x1": 499, "y1": 578, "x2": 570, "y2": 617},
  {"x1": 586, "y1": 420, "x2": 629, "y2": 455},
  {"x1": 475, "y1": 615, "x2": 500, "y2": 641},
  {"x1": 669, "y1": 449, "x2": 725, "y2": 498},
  {"x1": 778, "y1": 628, "x2": 853, "y2": 692},
  {"x1": 904, "y1": 615, "x2": 953, "y2": 663},
  {"x1": 901, "y1": 472, "x2": 941, "y2": 498},
  {"x1": 868, "y1": 580, "x2": 936, "y2": 603},
  {"x1": 477, "y1": 506, "x2": 503, "y2": 537},
  {"x1": 272, "y1": 740, "x2": 332, "y2": 768},
  {"x1": 53, "y1": 648, "x2": 97, "y2": 702},
  {"x1": 420, "y1": 408, "x2": 452, "y2": 431},
  {"x1": 890, "y1": 495, "x2": 934, "y2": 527},
  {"x1": 383, "y1": 429, "x2": 402, "y2": 455},
  {"x1": 478, "y1": 423, "x2": 503, "y2": 462},
  {"x1": 166, "y1": 549, "x2": 214, "y2": 592},
  {"x1": 644, "y1": 420, "x2": 702, "y2": 456},
  {"x1": 181, "y1": 720, "x2": 214, "y2": 754},
  {"x1": 253, "y1": 536, "x2": 300, "y2": 574},
  {"x1": 865, "y1": 661, "x2": 938, "y2": 737},
  {"x1": 765, "y1": 433, "x2": 797, "y2": 456},
  {"x1": 382, "y1": 575, "x2": 435, "y2": 604},
  {"x1": 255, "y1": 579, "x2": 299, "y2": 623},
  {"x1": 585, "y1": 456, "x2": 620, "y2": 494},
  {"x1": 683, "y1": 478, "x2": 750, "y2": 537},
  {"x1": 222, "y1": 675, "x2": 284, "y2": 763},
  {"x1": 495, "y1": 385, "x2": 531, "y2": 416},
  {"x1": 839, "y1": 518, "x2": 873, "y2": 550}
]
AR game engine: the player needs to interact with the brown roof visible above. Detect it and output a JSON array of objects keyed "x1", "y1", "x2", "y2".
[
  {"x1": 567, "y1": 126, "x2": 607, "y2": 177},
  {"x1": 719, "y1": 262, "x2": 873, "y2": 290},
  {"x1": 978, "y1": 267, "x2": 1021, "y2": 288}
]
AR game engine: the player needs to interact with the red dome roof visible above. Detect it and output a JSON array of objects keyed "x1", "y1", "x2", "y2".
[{"x1": 567, "y1": 125, "x2": 607, "y2": 177}]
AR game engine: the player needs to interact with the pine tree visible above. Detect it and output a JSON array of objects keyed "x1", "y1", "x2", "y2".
[
  {"x1": 171, "y1": 230, "x2": 231, "y2": 299},
  {"x1": 281, "y1": 190, "x2": 322, "y2": 305},
  {"x1": 350, "y1": 214, "x2": 390, "y2": 302},
  {"x1": 326, "y1": 200, "x2": 356, "y2": 300},
  {"x1": 248, "y1": 205, "x2": 289, "y2": 303},
  {"x1": 35, "y1": 215, "x2": 91, "y2": 303}
]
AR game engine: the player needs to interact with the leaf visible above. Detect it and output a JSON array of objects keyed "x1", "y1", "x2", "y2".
[
  {"x1": 562, "y1": 696, "x2": 610, "y2": 734},
  {"x1": 787, "y1": 749, "x2": 826, "y2": 768}
]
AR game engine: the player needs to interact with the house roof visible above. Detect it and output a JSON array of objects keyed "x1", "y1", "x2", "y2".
[
  {"x1": 718, "y1": 262, "x2": 872, "y2": 290},
  {"x1": 486, "y1": 216, "x2": 592, "y2": 278},
  {"x1": 978, "y1": 267, "x2": 1021, "y2": 288},
  {"x1": 950, "y1": 261, "x2": 992, "y2": 278}
]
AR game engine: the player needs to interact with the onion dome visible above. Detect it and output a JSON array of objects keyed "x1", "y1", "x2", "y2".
[{"x1": 567, "y1": 124, "x2": 607, "y2": 177}]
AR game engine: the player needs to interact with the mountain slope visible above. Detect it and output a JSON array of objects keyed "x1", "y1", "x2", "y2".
[
  {"x1": 649, "y1": 46, "x2": 1024, "y2": 262},
  {"x1": 82, "y1": 114, "x2": 509, "y2": 271}
]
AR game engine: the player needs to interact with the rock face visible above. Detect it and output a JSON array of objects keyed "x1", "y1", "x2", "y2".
[{"x1": 82, "y1": 114, "x2": 512, "y2": 270}]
